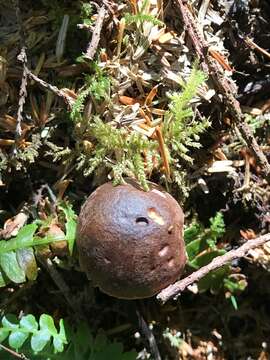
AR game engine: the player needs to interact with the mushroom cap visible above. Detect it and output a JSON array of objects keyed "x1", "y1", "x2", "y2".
[{"x1": 77, "y1": 181, "x2": 186, "y2": 299}]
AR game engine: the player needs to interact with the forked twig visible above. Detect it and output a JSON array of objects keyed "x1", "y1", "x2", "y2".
[
  {"x1": 157, "y1": 232, "x2": 270, "y2": 303},
  {"x1": 26, "y1": 69, "x2": 75, "y2": 108}
]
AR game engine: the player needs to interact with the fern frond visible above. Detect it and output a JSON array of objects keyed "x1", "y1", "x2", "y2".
[
  {"x1": 132, "y1": 153, "x2": 149, "y2": 190},
  {"x1": 163, "y1": 66, "x2": 210, "y2": 169},
  {"x1": 70, "y1": 87, "x2": 92, "y2": 121},
  {"x1": 82, "y1": 147, "x2": 106, "y2": 176}
]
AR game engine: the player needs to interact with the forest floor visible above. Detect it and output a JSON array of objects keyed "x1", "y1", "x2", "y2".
[{"x1": 0, "y1": 0, "x2": 270, "y2": 359}]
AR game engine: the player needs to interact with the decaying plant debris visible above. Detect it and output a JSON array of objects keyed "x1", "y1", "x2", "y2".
[{"x1": 0, "y1": 0, "x2": 270, "y2": 358}]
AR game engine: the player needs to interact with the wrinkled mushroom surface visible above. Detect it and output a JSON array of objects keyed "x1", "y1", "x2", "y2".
[{"x1": 77, "y1": 181, "x2": 186, "y2": 299}]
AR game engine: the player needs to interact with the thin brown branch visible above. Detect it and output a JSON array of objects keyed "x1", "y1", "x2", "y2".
[
  {"x1": 157, "y1": 232, "x2": 270, "y2": 303},
  {"x1": 13, "y1": 0, "x2": 28, "y2": 150},
  {"x1": 85, "y1": 5, "x2": 107, "y2": 60},
  {"x1": 245, "y1": 36, "x2": 270, "y2": 61},
  {"x1": 26, "y1": 69, "x2": 75, "y2": 108},
  {"x1": 15, "y1": 47, "x2": 28, "y2": 142},
  {"x1": 174, "y1": 0, "x2": 270, "y2": 182},
  {"x1": 0, "y1": 344, "x2": 30, "y2": 360}
]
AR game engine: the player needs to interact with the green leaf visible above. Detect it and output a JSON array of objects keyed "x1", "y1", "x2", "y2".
[
  {"x1": 184, "y1": 223, "x2": 202, "y2": 244},
  {"x1": 31, "y1": 329, "x2": 51, "y2": 352},
  {"x1": 0, "y1": 224, "x2": 37, "y2": 254},
  {"x1": 59, "y1": 203, "x2": 77, "y2": 254},
  {"x1": 0, "y1": 251, "x2": 26, "y2": 283},
  {"x1": 223, "y1": 277, "x2": 247, "y2": 293},
  {"x1": 189, "y1": 249, "x2": 226, "y2": 269},
  {"x1": 0, "y1": 222, "x2": 65, "y2": 256},
  {"x1": 15, "y1": 224, "x2": 38, "y2": 247},
  {"x1": 20, "y1": 314, "x2": 38, "y2": 332},
  {"x1": 2, "y1": 314, "x2": 19, "y2": 330},
  {"x1": 16, "y1": 248, "x2": 38, "y2": 281},
  {"x1": 209, "y1": 212, "x2": 225, "y2": 240},
  {"x1": 186, "y1": 238, "x2": 204, "y2": 261},
  {"x1": 52, "y1": 319, "x2": 67, "y2": 353},
  {"x1": 229, "y1": 295, "x2": 238, "y2": 310},
  {"x1": 198, "y1": 266, "x2": 229, "y2": 293},
  {"x1": 40, "y1": 314, "x2": 57, "y2": 336},
  {"x1": 8, "y1": 330, "x2": 28, "y2": 350},
  {"x1": 58, "y1": 319, "x2": 66, "y2": 340},
  {"x1": 53, "y1": 335, "x2": 65, "y2": 353},
  {"x1": 0, "y1": 328, "x2": 9, "y2": 342},
  {"x1": 0, "y1": 270, "x2": 7, "y2": 287}
]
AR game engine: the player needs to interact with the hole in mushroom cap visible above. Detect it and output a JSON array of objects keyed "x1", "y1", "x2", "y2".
[
  {"x1": 168, "y1": 258, "x2": 175, "y2": 268},
  {"x1": 136, "y1": 217, "x2": 149, "y2": 225},
  {"x1": 158, "y1": 245, "x2": 169, "y2": 257},
  {"x1": 168, "y1": 225, "x2": 173, "y2": 234},
  {"x1": 147, "y1": 207, "x2": 164, "y2": 225}
]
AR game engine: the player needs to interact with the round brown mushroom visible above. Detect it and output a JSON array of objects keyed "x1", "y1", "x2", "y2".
[{"x1": 77, "y1": 181, "x2": 186, "y2": 299}]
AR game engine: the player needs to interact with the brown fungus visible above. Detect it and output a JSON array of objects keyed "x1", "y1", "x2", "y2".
[{"x1": 77, "y1": 181, "x2": 186, "y2": 299}]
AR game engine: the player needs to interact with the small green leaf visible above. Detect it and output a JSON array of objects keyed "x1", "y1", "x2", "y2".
[
  {"x1": 9, "y1": 330, "x2": 28, "y2": 350},
  {"x1": 15, "y1": 224, "x2": 38, "y2": 247},
  {"x1": 50, "y1": 319, "x2": 67, "y2": 353},
  {"x1": 209, "y1": 212, "x2": 225, "y2": 240},
  {"x1": 230, "y1": 295, "x2": 238, "y2": 310},
  {"x1": 189, "y1": 249, "x2": 226, "y2": 269},
  {"x1": 31, "y1": 329, "x2": 51, "y2": 352},
  {"x1": 198, "y1": 266, "x2": 229, "y2": 293},
  {"x1": 20, "y1": 314, "x2": 38, "y2": 332},
  {"x1": 0, "y1": 224, "x2": 38, "y2": 255},
  {"x1": 184, "y1": 223, "x2": 202, "y2": 244},
  {"x1": 58, "y1": 319, "x2": 66, "y2": 340},
  {"x1": 224, "y1": 277, "x2": 247, "y2": 293},
  {"x1": 186, "y1": 238, "x2": 204, "y2": 261},
  {"x1": 53, "y1": 335, "x2": 65, "y2": 353},
  {"x1": 0, "y1": 270, "x2": 7, "y2": 287},
  {"x1": 16, "y1": 248, "x2": 38, "y2": 281},
  {"x1": 59, "y1": 203, "x2": 77, "y2": 254},
  {"x1": 0, "y1": 328, "x2": 9, "y2": 342},
  {"x1": 0, "y1": 251, "x2": 26, "y2": 283},
  {"x1": 2, "y1": 315, "x2": 19, "y2": 330},
  {"x1": 40, "y1": 314, "x2": 57, "y2": 335}
]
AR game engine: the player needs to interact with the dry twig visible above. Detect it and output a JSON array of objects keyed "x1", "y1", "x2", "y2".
[
  {"x1": 244, "y1": 36, "x2": 270, "y2": 61},
  {"x1": 157, "y1": 232, "x2": 270, "y2": 303},
  {"x1": 13, "y1": 0, "x2": 28, "y2": 150},
  {"x1": 0, "y1": 344, "x2": 30, "y2": 360},
  {"x1": 85, "y1": 5, "x2": 107, "y2": 60},
  {"x1": 26, "y1": 69, "x2": 75, "y2": 108},
  {"x1": 15, "y1": 47, "x2": 28, "y2": 143}
]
